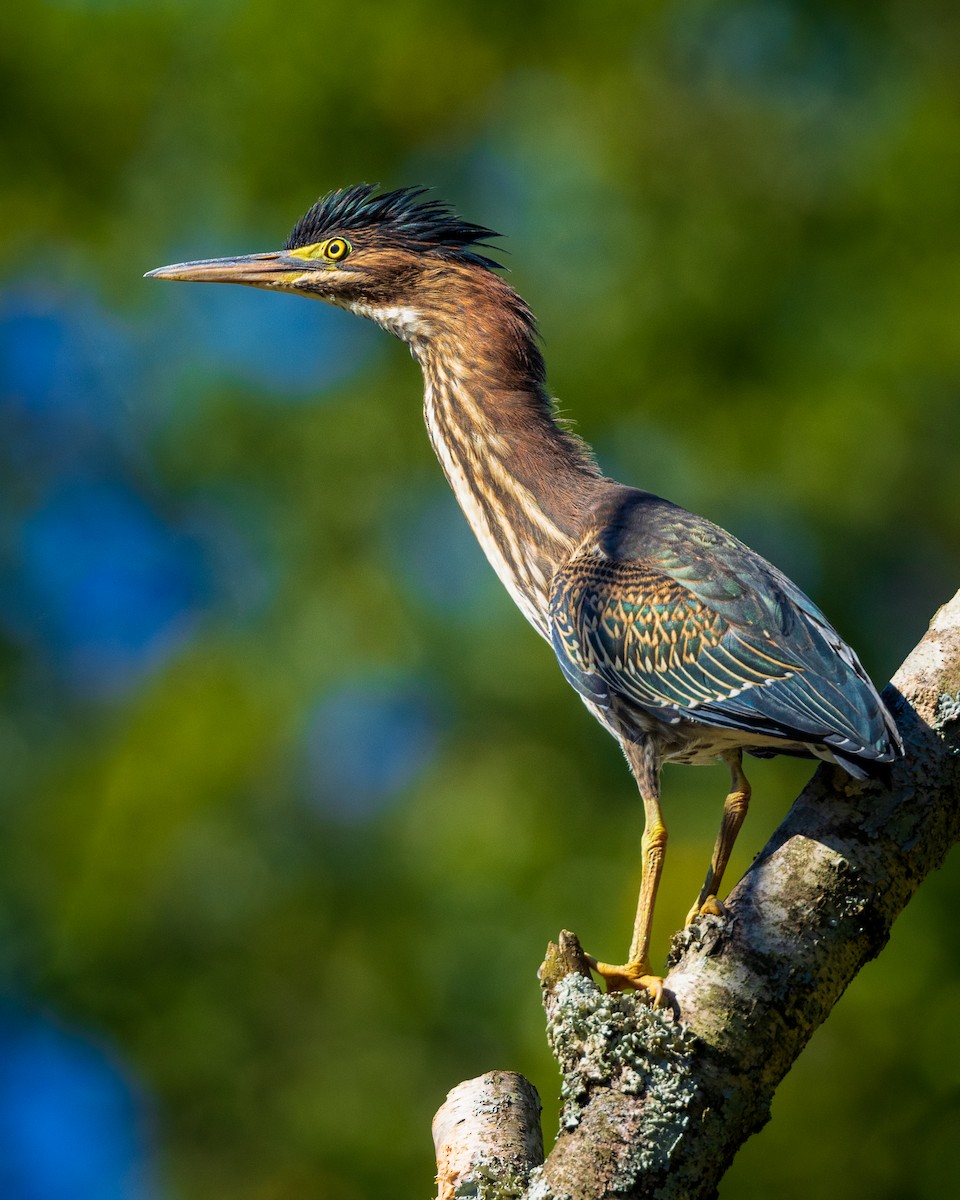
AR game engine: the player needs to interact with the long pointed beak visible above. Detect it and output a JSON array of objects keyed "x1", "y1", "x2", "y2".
[{"x1": 145, "y1": 251, "x2": 301, "y2": 287}]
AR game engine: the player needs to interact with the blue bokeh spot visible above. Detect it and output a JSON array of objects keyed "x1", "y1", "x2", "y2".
[
  {"x1": 5, "y1": 479, "x2": 205, "y2": 694},
  {"x1": 163, "y1": 269, "x2": 380, "y2": 400},
  {"x1": 0, "y1": 1012, "x2": 157, "y2": 1200},
  {"x1": 305, "y1": 676, "x2": 442, "y2": 818}
]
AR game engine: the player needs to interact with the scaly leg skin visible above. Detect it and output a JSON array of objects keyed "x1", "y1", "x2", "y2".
[
  {"x1": 587, "y1": 739, "x2": 667, "y2": 1005},
  {"x1": 684, "y1": 750, "x2": 752, "y2": 927}
]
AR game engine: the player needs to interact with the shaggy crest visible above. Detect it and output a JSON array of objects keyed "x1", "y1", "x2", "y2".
[{"x1": 283, "y1": 184, "x2": 504, "y2": 269}]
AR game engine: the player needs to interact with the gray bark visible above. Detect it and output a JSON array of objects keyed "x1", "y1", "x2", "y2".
[{"x1": 432, "y1": 591, "x2": 960, "y2": 1199}]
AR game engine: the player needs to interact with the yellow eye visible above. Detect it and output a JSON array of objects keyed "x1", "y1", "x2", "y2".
[{"x1": 322, "y1": 237, "x2": 350, "y2": 261}]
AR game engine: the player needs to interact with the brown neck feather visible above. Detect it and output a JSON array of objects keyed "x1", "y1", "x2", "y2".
[{"x1": 377, "y1": 265, "x2": 605, "y2": 633}]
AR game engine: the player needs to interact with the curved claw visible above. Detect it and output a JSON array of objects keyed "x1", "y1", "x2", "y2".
[
  {"x1": 684, "y1": 894, "x2": 726, "y2": 927},
  {"x1": 585, "y1": 955, "x2": 664, "y2": 1005}
]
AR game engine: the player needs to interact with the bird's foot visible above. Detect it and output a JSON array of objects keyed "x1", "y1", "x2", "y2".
[
  {"x1": 584, "y1": 955, "x2": 664, "y2": 1005},
  {"x1": 684, "y1": 894, "x2": 726, "y2": 927}
]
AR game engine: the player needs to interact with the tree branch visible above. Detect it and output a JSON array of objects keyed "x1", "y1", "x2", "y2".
[
  {"x1": 433, "y1": 1072, "x2": 544, "y2": 1199},
  {"x1": 432, "y1": 590, "x2": 960, "y2": 1199}
]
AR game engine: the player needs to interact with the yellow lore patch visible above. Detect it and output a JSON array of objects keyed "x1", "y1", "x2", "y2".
[{"x1": 288, "y1": 237, "x2": 352, "y2": 262}]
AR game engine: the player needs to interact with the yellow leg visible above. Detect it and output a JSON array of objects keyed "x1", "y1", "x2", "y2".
[
  {"x1": 684, "y1": 750, "x2": 751, "y2": 927},
  {"x1": 587, "y1": 739, "x2": 667, "y2": 1004}
]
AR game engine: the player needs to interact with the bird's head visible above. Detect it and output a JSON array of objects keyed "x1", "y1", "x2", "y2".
[{"x1": 147, "y1": 184, "x2": 504, "y2": 340}]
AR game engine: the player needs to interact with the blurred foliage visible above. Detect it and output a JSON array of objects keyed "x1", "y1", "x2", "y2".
[{"x1": 1, "y1": 0, "x2": 959, "y2": 1197}]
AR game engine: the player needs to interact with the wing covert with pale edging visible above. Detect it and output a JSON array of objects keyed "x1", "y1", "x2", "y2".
[
  {"x1": 548, "y1": 490, "x2": 900, "y2": 772},
  {"x1": 549, "y1": 555, "x2": 798, "y2": 712}
]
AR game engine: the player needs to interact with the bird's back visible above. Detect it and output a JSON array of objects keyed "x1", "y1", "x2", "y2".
[{"x1": 548, "y1": 487, "x2": 901, "y2": 776}]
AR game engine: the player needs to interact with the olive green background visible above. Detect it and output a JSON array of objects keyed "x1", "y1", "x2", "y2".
[{"x1": 1, "y1": 1, "x2": 958, "y2": 1197}]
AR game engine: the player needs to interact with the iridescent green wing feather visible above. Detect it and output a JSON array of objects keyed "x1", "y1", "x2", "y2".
[
  {"x1": 549, "y1": 554, "x2": 801, "y2": 714},
  {"x1": 548, "y1": 491, "x2": 898, "y2": 767}
]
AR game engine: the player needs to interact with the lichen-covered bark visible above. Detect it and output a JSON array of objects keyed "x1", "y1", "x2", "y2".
[
  {"x1": 433, "y1": 592, "x2": 960, "y2": 1200},
  {"x1": 433, "y1": 1072, "x2": 544, "y2": 1199}
]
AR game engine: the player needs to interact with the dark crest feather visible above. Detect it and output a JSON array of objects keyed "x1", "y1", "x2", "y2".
[{"x1": 283, "y1": 184, "x2": 504, "y2": 270}]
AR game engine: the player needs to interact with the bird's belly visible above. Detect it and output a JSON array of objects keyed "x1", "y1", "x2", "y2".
[
  {"x1": 658, "y1": 725, "x2": 784, "y2": 766},
  {"x1": 582, "y1": 694, "x2": 812, "y2": 766}
]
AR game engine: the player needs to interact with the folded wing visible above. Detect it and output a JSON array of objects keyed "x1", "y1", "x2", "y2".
[{"x1": 548, "y1": 498, "x2": 900, "y2": 776}]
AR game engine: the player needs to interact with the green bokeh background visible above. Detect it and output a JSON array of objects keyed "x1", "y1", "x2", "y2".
[{"x1": 2, "y1": 1, "x2": 959, "y2": 1197}]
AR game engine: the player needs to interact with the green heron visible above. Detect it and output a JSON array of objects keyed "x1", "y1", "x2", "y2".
[{"x1": 148, "y1": 185, "x2": 902, "y2": 1002}]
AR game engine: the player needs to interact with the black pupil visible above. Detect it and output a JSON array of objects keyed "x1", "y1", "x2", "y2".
[{"x1": 329, "y1": 241, "x2": 342, "y2": 256}]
